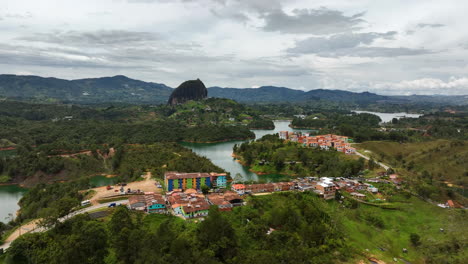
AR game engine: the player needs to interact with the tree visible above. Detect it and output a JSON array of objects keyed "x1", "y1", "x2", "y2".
[
  {"x1": 197, "y1": 206, "x2": 238, "y2": 262},
  {"x1": 368, "y1": 158, "x2": 377, "y2": 170},
  {"x1": 201, "y1": 184, "x2": 210, "y2": 194},
  {"x1": 410, "y1": 233, "x2": 421, "y2": 246}
]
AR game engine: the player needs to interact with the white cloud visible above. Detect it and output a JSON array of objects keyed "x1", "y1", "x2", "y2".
[
  {"x1": 374, "y1": 77, "x2": 468, "y2": 95},
  {"x1": 0, "y1": 0, "x2": 467, "y2": 95}
]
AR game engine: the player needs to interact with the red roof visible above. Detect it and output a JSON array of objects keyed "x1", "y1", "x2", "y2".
[{"x1": 232, "y1": 184, "x2": 245, "y2": 190}]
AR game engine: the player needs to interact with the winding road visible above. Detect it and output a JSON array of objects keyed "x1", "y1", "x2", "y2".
[
  {"x1": 355, "y1": 151, "x2": 390, "y2": 170},
  {"x1": 0, "y1": 199, "x2": 128, "y2": 251}
]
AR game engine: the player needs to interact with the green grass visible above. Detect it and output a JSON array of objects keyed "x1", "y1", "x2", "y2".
[
  {"x1": 356, "y1": 140, "x2": 468, "y2": 185},
  {"x1": 97, "y1": 196, "x2": 131, "y2": 204},
  {"x1": 341, "y1": 195, "x2": 467, "y2": 263},
  {"x1": 142, "y1": 213, "x2": 185, "y2": 232}
]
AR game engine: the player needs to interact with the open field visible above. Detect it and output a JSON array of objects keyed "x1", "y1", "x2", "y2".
[
  {"x1": 356, "y1": 140, "x2": 467, "y2": 185},
  {"x1": 85, "y1": 172, "x2": 161, "y2": 205},
  {"x1": 341, "y1": 195, "x2": 467, "y2": 263}
]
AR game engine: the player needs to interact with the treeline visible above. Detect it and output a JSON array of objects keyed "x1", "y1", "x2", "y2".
[
  {"x1": 247, "y1": 119, "x2": 275, "y2": 129},
  {"x1": 0, "y1": 144, "x2": 105, "y2": 181},
  {"x1": 1, "y1": 143, "x2": 224, "y2": 184},
  {"x1": 234, "y1": 135, "x2": 366, "y2": 178},
  {"x1": 5, "y1": 193, "x2": 350, "y2": 264},
  {"x1": 0, "y1": 119, "x2": 254, "y2": 146},
  {"x1": 113, "y1": 144, "x2": 224, "y2": 181}
]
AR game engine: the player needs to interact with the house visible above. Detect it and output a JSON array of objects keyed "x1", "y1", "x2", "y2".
[
  {"x1": 367, "y1": 186, "x2": 378, "y2": 193},
  {"x1": 167, "y1": 191, "x2": 210, "y2": 218},
  {"x1": 279, "y1": 131, "x2": 289, "y2": 139},
  {"x1": 210, "y1": 173, "x2": 228, "y2": 189},
  {"x1": 181, "y1": 198, "x2": 210, "y2": 218},
  {"x1": 128, "y1": 193, "x2": 167, "y2": 213},
  {"x1": 128, "y1": 195, "x2": 146, "y2": 210},
  {"x1": 206, "y1": 194, "x2": 232, "y2": 211},
  {"x1": 314, "y1": 181, "x2": 336, "y2": 199},
  {"x1": 145, "y1": 193, "x2": 166, "y2": 213},
  {"x1": 231, "y1": 184, "x2": 246, "y2": 195},
  {"x1": 206, "y1": 191, "x2": 243, "y2": 211}
]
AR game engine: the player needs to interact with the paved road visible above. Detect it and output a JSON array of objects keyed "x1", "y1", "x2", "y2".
[
  {"x1": 355, "y1": 151, "x2": 390, "y2": 170},
  {"x1": 0, "y1": 199, "x2": 128, "y2": 251}
]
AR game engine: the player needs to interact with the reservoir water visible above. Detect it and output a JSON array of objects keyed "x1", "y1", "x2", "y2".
[
  {"x1": 353, "y1": 110, "x2": 421, "y2": 123},
  {"x1": 180, "y1": 120, "x2": 311, "y2": 182},
  {"x1": 0, "y1": 185, "x2": 27, "y2": 223}
]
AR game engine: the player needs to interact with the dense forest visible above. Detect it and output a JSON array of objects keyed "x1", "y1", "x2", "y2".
[
  {"x1": 4, "y1": 143, "x2": 224, "y2": 224},
  {"x1": 4, "y1": 192, "x2": 466, "y2": 264},
  {"x1": 234, "y1": 134, "x2": 366, "y2": 178},
  {"x1": 0, "y1": 142, "x2": 224, "y2": 185},
  {"x1": 4, "y1": 194, "x2": 349, "y2": 264}
]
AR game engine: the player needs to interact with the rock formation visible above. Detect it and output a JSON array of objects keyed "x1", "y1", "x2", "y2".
[{"x1": 168, "y1": 79, "x2": 208, "y2": 105}]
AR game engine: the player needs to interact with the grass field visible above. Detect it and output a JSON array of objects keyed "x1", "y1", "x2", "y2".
[
  {"x1": 356, "y1": 140, "x2": 467, "y2": 185},
  {"x1": 341, "y1": 195, "x2": 467, "y2": 263}
]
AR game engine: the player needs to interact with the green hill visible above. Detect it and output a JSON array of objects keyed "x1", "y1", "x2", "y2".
[{"x1": 356, "y1": 140, "x2": 468, "y2": 204}]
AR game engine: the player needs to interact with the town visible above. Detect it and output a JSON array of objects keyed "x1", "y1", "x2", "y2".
[
  {"x1": 123, "y1": 171, "x2": 409, "y2": 219},
  {"x1": 279, "y1": 132, "x2": 356, "y2": 154}
]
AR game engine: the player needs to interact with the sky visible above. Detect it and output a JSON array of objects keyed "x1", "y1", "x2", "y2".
[{"x1": 1, "y1": 0, "x2": 468, "y2": 95}]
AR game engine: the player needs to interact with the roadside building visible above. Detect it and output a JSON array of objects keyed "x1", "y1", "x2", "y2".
[
  {"x1": 128, "y1": 192, "x2": 167, "y2": 213},
  {"x1": 128, "y1": 195, "x2": 146, "y2": 210}
]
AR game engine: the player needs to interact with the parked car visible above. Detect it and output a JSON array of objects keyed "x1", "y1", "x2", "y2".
[
  {"x1": 108, "y1": 203, "x2": 117, "y2": 208},
  {"x1": 81, "y1": 200, "x2": 91, "y2": 206}
]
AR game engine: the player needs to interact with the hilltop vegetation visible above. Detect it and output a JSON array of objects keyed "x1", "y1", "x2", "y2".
[
  {"x1": 0, "y1": 74, "x2": 172, "y2": 104},
  {"x1": 357, "y1": 140, "x2": 468, "y2": 205},
  {"x1": 7, "y1": 143, "x2": 223, "y2": 223},
  {"x1": 234, "y1": 134, "x2": 366, "y2": 178},
  {"x1": 0, "y1": 99, "x2": 255, "y2": 186}
]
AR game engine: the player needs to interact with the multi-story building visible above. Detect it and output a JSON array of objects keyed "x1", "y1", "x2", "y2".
[
  {"x1": 210, "y1": 173, "x2": 228, "y2": 189},
  {"x1": 165, "y1": 172, "x2": 211, "y2": 191},
  {"x1": 165, "y1": 172, "x2": 228, "y2": 191}
]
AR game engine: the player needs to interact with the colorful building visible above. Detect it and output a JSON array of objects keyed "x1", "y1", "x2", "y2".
[
  {"x1": 128, "y1": 192, "x2": 166, "y2": 213},
  {"x1": 165, "y1": 172, "x2": 228, "y2": 191},
  {"x1": 165, "y1": 172, "x2": 212, "y2": 192},
  {"x1": 210, "y1": 173, "x2": 228, "y2": 189},
  {"x1": 167, "y1": 191, "x2": 210, "y2": 218}
]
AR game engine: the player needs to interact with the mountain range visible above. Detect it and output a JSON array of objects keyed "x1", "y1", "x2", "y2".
[{"x1": 0, "y1": 74, "x2": 466, "y2": 105}]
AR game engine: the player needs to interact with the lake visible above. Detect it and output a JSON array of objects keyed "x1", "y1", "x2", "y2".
[
  {"x1": 0, "y1": 120, "x2": 310, "y2": 221},
  {"x1": 0, "y1": 185, "x2": 27, "y2": 223},
  {"x1": 353, "y1": 110, "x2": 422, "y2": 123},
  {"x1": 180, "y1": 120, "x2": 311, "y2": 182}
]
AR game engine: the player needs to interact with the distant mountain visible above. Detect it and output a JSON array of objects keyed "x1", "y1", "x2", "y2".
[
  {"x1": 0, "y1": 74, "x2": 466, "y2": 105},
  {"x1": 208, "y1": 86, "x2": 306, "y2": 102},
  {"x1": 0, "y1": 74, "x2": 172, "y2": 104},
  {"x1": 208, "y1": 86, "x2": 388, "y2": 103},
  {"x1": 168, "y1": 79, "x2": 207, "y2": 105}
]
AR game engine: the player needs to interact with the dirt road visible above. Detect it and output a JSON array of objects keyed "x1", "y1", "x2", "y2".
[{"x1": 88, "y1": 172, "x2": 161, "y2": 205}]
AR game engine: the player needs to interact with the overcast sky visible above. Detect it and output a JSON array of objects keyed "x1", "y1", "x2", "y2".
[{"x1": 1, "y1": 0, "x2": 468, "y2": 95}]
